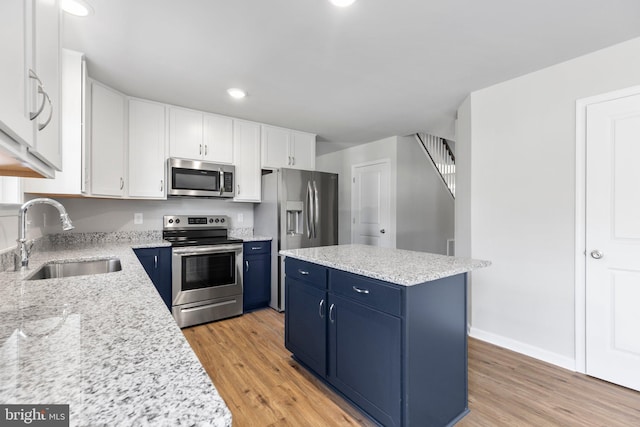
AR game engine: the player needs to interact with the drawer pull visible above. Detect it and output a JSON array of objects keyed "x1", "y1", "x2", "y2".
[
  {"x1": 353, "y1": 286, "x2": 370, "y2": 294},
  {"x1": 298, "y1": 269, "x2": 309, "y2": 275},
  {"x1": 251, "y1": 246, "x2": 262, "y2": 250}
]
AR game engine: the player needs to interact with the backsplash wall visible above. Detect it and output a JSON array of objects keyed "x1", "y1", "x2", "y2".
[{"x1": 41, "y1": 198, "x2": 255, "y2": 235}]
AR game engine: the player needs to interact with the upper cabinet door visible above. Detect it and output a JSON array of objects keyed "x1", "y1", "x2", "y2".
[
  {"x1": 261, "y1": 125, "x2": 290, "y2": 169},
  {"x1": 90, "y1": 82, "x2": 126, "y2": 197},
  {"x1": 261, "y1": 124, "x2": 316, "y2": 170},
  {"x1": 169, "y1": 107, "x2": 203, "y2": 160},
  {"x1": 290, "y1": 131, "x2": 316, "y2": 170},
  {"x1": 29, "y1": 0, "x2": 62, "y2": 170},
  {"x1": 128, "y1": 99, "x2": 166, "y2": 198},
  {"x1": 0, "y1": 0, "x2": 33, "y2": 147},
  {"x1": 203, "y1": 113, "x2": 233, "y2": 163},
  {"x1": 234, "y1": 119, "x2": 261, "y2": 202}
]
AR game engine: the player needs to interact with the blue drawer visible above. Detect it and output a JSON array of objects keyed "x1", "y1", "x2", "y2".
[
  {"x1": 244, "y1": 240, "x2": 271, "y2": 255},
  {"x1": 285, "y1": 258, "x2": 327, "y2": 290},
  {"x1": 329, "y1": 270, "x2": 402, "y2": 317}
]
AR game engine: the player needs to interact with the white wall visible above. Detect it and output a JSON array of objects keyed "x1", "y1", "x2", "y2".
[
  {"x1": 458, "y1": 36, "x2": 640, "y2": 369},
  {"x1": 316, "y1": 136, "x2": 398, "y2": 245},
  {"x1": 42, "y1": 198, "x2": 254, "y2": 234},
  {"x1": 396, "y1": 135, "x2": 454, "y2": 254}
]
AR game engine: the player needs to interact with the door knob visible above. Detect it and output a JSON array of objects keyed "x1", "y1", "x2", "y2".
[
  {"x1": 590, "y1": 250, "x2": 603, "y2": 259},
  {"x1": 380, "y1": 229, "x2": 386, "y2": 234}
]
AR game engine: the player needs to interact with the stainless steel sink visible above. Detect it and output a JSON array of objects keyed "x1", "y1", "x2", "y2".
[{"x1": 26, "y1": 257, "x2": 122, "y2": 280}]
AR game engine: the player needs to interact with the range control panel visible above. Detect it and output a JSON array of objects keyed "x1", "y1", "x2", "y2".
[{"x1": 163, "y1": 215, "x2": 228, "y2": 229}]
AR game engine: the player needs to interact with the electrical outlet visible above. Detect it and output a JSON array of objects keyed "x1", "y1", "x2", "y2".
[
  {"x1": 134, "y1": 213, "x2": 143, "y2": 225},
  {"x1": 237, "y1": 213, "x2": 244, "y2": 223}
]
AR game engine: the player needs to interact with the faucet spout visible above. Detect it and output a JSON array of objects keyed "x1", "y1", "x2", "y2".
[{"x1": 16, "y1": 198, "x2": 74, "y2": 270}]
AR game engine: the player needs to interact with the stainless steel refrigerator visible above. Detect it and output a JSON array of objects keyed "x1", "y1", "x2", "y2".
[{"x1": 254, "y1": 168, "x2": 338, "y2": 311}]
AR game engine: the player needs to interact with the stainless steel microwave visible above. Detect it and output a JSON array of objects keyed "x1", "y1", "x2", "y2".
[{"x1": 167, "y1": 158, "x2": 235, "y2": 198}]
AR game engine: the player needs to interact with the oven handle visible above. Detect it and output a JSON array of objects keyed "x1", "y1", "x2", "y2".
[{"x1": 172, "y1": 244, "x2": 243, "y2": 256}]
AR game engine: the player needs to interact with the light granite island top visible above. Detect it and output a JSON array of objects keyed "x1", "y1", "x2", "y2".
[
  {"x1": 0, "y1": 235, "x2": 231, "y2": 426},
  {"x1": 280, "y1": 244, "x2": 490, "y2": 286}
]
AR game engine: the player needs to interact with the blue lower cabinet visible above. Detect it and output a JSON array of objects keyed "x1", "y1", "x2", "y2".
[
  {"x1": 243, "y1": 241, "x2": 271, "y2": 312},
  {"x1": 284, "y1": 258, "x2": 469, "y2": 427},
  {"x1": 134, "y1": 247, "x2": 172, "y2": 311},
  {"x1": 328, "y1": 294, "x2": 401, "y2": 427},
  {"x1": 285, "y1": 276, "x2": 327, "y2": 375}
]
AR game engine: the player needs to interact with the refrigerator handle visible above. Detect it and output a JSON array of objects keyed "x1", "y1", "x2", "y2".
[
  {"x1": 313, "y1": 180, "x2": 319, "y2": 239},
  {"x1": 306, "y1": 181, "x2": 313, "y2": 239}
]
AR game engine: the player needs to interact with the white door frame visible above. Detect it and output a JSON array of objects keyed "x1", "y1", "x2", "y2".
[
  {"x1": 574, "y1": 84, "x2": 640, "y2": 373},
  {"x1": 351, "y1": 159, "x2": 392, "y2": 246}
]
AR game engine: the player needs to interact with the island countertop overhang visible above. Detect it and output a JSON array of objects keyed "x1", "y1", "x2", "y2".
[{"x1": 280, "y1": 244, "x2": 490, "y2": 286}]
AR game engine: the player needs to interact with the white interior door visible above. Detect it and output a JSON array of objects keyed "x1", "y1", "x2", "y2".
[
  {"x1": 351, "y1": 160, "x2": 391, "y2": 247},
  {"x1": 585, "y1": 92, "x2": 640, "y2": 391}
]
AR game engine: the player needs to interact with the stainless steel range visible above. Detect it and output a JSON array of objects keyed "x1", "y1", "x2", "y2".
[{"x1": 163, "y1": 215, "x2": 243, "y2": 328}]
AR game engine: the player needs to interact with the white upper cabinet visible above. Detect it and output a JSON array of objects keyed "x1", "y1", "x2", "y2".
[
  {"x1": 24, "y1": 49, "x2": 86, "y2": 196},
  {"x1": 0, "y1": 0, "x2": 60, "y2": 178},
  {"x1": 233, "y1": 119, "x2": 261, "y2": 202},
  {"x1": 128, "y1": 98, "x2": 166, "y2": 199},
  {"x1": 169, "y1": 107, "x2": 203, "y2": 160},
  {"x1": 169, "y1": 106, "x2": 234, "y2": 163},
  {"x1": 29, "y1": 0, "x2": 62, "y2": 170},
  {"x1": 203, "y1": 113, "x2": 233, "y2": 163},
  {"x1": 90, "y1": 82, "x2": 126, "y2": 197},
  {"x1": 261, "y1": 124, "x2": 315, "y2": 170}
]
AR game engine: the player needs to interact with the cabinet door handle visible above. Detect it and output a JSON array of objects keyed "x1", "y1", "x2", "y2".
[
  {"x1": 352, "y1": 286, "x2": 370, "y2": 295},
  {"x1": 298, "y1": 269, "x2": 309, "y2": 275},
  {"x1": 199, "y1": 144, "x2": 202, "y2": 155},
  {"x1": 37, "y1": 89, "x2": 53, "y2": 131},
  {"x1": 245, "y1": 260, "x2": 249, "y2": 272},
  {"x1": 237, "y1": 184, "x2": 240, "y2": 195},
  {"x1": 204, "y1": 144, "x2": 208, "y2": 156},
  {"x1": 154, "y1": 255, "x2": 158, "y2": 269},
  {"x1": 329, "y1": 303, "x2": 335, "y2": 323},
  {"x1": 28, "y1": 69, "x2": 46, "y2": 120},
  {"x1": 291, "y1": 156, "x2": 295, "y2": 166},
  {"x1": 120, "y1": 177, "x2": 124, "y2": 190},
  {"x1": 319, "y1": 299, "x2": 325, "y2": 319},
  {"x1": 160, "y1": 180, "x2": 164, "y2": 192}
]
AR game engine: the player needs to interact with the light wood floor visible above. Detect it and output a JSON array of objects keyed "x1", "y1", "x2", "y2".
[{"x1": 183, "y1": 308, "x2": 640, "y2": 427}]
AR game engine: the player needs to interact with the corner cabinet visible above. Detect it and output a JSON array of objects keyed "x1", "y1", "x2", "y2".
[
  {"x1": 134, "y1": 247, "x2": 172, "y2": 311},
  {"x1": 233, "y1": 119, "x2": 261, "y2": 202},
  {"x1": 128, "y1": 98, "x2": 166, "y2": 198},
  {"x1": 284, "y1": 258, "x2": 469, "y2": 427},
  {"x1": 90, "y1": 81, "x2": 126, "y2": 197},
  {"x1": 242, "y1": 240, "x2": 271, "y2": 312}
]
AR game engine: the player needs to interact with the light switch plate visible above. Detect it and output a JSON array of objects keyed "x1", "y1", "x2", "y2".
[
  {"x1": 237, "y1": 213, "x2": 244, "y2": 223},
  {"x1": 134, "y1": 213, "x2": 143, "y2": 225}
]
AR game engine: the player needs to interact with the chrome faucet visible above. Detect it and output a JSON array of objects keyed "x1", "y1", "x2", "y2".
[{"x1": 15, "y1": 198, "x2": 74, "y2": 270}]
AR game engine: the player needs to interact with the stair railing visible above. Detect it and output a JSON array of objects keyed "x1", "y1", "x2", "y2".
[{"x1": 415, "y1": 133, "x2": 455, "y2": 198}]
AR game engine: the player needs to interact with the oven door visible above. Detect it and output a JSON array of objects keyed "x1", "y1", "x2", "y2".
[{"x1": 171, "y1": 243, "x2": 243, "y2": 306}]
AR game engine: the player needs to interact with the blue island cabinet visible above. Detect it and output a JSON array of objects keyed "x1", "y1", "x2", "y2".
[
  {"x1": 134, "y1": 247, "x2": 172, "y2": 311},
  {"x1": 284, "y1": 257, "x2": 468, "y2": 427}
]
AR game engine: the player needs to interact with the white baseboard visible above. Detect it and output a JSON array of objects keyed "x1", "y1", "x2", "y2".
[{"x1": 469, "y1": 327, "x2": 576, "y2": 371}]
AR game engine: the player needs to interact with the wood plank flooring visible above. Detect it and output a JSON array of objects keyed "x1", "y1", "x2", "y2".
[{"x1": 183, "y1": 308, "x2": 640, "y2": 427}]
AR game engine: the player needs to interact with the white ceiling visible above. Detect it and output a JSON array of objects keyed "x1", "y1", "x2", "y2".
[{"x1": 63, "y1": 0, "x2": 640, "y2": 153}]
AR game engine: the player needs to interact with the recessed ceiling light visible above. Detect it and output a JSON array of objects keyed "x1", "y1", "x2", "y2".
[
  {"x1": 329, "y1": 0, "x2": 357, "y2": 7},
  {"x1": 227, "y1": 88, "x2": 247, "y2": 99},
  {"x1": 61, "y1": 0, "x2": 93, "y2": 17}
]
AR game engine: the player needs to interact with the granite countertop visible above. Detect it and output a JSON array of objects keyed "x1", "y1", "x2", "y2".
[
  {"x1": 280, "y1": 244, "x2": 490, "y2": 286},
  {"x1": 0, "y1": 234, "x2": 232, "y2": 426}
]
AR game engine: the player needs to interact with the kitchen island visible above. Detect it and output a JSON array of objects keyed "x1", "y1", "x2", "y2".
[
  {"x1": 0, "y1": 233, "x2": 232, "y2": 426},
  {"x1": 280, "y1": 244, "x2": 490, "y2": 427}
]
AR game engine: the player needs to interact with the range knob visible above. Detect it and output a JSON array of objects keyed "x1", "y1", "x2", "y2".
[
  {"x1": 168, "y1": 219, "x2": 174, "y2": 224},
  {"x1": 214, "y1": 218, "x2": 220, "y2": 223},
  {"x1": 209, "y1": 218, "x2": 214, "y2": 223},
  {"x1": 220, "y1": 218, "x2": 225, "y2": 223},
  {"x1": 175, "y1": 218, "x2": 180, "y2": 224}
]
